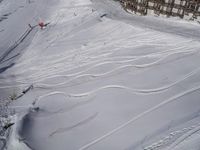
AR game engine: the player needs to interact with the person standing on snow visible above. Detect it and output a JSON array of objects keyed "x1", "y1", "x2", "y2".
[
  {"x1": 28, "y1": 20, "x2": 50, "y2": 30},
  {"x1": 38, "y1": 21, "x2": 45, "y2": 29},
  {"x1": 38, "y1": 21, "x2": 50, "y2": 29}
]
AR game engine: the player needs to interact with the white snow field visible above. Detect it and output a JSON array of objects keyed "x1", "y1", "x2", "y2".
[{"x1": 0, "y1": 0, "x2": 200, "y2": 150}]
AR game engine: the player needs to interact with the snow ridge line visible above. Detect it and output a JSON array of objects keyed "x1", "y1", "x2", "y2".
[{"x1": 78, "y1": 85, "x2": 200, "y2": 150}]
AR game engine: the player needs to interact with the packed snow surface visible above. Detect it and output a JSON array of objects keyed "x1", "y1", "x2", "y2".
[{"x1": 0, "y1": 0, "x2": 200, "y2": 150}]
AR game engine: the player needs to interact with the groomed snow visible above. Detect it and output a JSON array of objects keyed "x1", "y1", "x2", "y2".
[{"x1": 0, "y1": 0, "x2": 200, "y2": 150}]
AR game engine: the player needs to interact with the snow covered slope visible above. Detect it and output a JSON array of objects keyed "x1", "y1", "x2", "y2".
[
  {"x1": 0, "y1": 0, "x2": 58, "y2": 101},
  {"x1": 0, "y1": 0, "x2": 200, "y2": 150},
  {"x1": 0, "y1": 0, "x2": 55, "y2": 72}
]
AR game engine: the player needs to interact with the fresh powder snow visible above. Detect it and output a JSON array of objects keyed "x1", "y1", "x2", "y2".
[{"x1": 0, "y1": 0, "x2": 200, "y2": 150}]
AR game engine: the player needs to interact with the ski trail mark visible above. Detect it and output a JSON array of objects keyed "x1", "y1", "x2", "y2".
[{"x1": 78, "y1": 86, "x2": 200, "y2": 150}]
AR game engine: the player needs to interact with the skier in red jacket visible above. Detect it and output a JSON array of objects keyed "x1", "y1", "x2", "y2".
[
  {"x1": 38, "y1": 21, "x2": 50, "y2": 29},
  {"x1": 38, "y1": 21, "x2": 45, "y2": 29}
]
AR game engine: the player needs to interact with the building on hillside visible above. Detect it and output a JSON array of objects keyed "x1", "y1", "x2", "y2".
[{"x1": 120, "y1": 0, "x2": 200, "y2": 20}]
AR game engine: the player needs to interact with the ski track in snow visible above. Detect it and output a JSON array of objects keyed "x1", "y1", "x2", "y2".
[
  {"x1": 0, "y1": 46, "x2": 198, "y2": 88},
  {"x1": 77, "y1": 85, "x2": 200, "y2": 150},
  {"x1": 28, "y1": 49, "x2": 195, "y2": 82},
  {"x1": 143, "y1": 122, "x2": 200, "y2": 150},
  {"x1": 31, "y1": 61, "x2": 200, "y2": 106},
  {"x1": 1, "y1": 0, "x2": 200, "y2": 149},
  {"x1": 165, "y1": 124, "x2": 200, "y2": 150},
  {"x1": 9, "y1": 38, "x2": 197, "y2": 76},
  {"x1": 49, "y1": 112, "x2": 98, "y2": 137}
]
